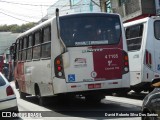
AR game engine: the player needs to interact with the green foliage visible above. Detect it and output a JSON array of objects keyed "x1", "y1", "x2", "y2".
[{"x1": 0, "y1": 22, "x2": 36, "y2": 33}]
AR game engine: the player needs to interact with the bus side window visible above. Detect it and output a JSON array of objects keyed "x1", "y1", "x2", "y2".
[
  {"x1": 41, "y1": 26, "x2": 51, "y2": 58},
  {"x1": 18, "y1": 39, "x2": 23, "y2": 61},
  {"x1": 43, "y1": 26, "x2": 51, "y2": 42},
  {"x1": 29, "y1": 34, "x2": 33, "y2": 47},
  {"x1": 34, "y1": 31, "x2": 42, "y2": 45},
  {"x1": 154, "y1": 21, "x2": 160, "y2": 40},
  {"x1": 26, "y1": 34, "x2": 33, "y2": 61},
  {"x1": 22, "y1": 37, "x2": 28, "y2": 61},
  {"x1": 16, "y1": 40, "x2": 19, "y2": 61},
  {"x1": 33, "y1": 31, "x2": 41, "y2": 60}
]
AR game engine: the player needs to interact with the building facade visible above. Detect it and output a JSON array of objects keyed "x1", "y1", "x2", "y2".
[
  {"x1": 111, "y1": 0, "x2": 159, "y2": 22},
  {"x1": 47, "y1": 0, "x2": 101, "y2": 19}
]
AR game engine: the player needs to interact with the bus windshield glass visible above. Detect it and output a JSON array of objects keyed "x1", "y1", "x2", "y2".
[{"x1": 60, "y1": 14, "x2": 121, "y2": 47}]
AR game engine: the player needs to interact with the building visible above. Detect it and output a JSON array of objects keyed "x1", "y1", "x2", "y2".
[
  {"x1": 39, "y1": 0, "x2": 112, "y2": 22},
  {"x1": 46, "y1": 0, "x2": 101, "y2": 19},
  {"x1": 111, "y1": 0, "x2": 160, "y2": 22},
  {"x1": 47, "y1": 0, "x2": 101, "y2": 18}
]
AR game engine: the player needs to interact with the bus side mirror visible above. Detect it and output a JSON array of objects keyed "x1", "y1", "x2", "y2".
[{"x1": 151, "y1": 78, "x2": 160, "y2": 88}]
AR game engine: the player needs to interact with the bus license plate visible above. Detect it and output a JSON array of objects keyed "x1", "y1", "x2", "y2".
[{"x1": 88, "y1": 83, "x2": 101, "y2": 89}]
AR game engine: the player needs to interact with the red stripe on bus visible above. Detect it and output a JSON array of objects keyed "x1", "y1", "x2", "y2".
[{"x1": 92, "y1": 38, "x2": 123, "y2": 80}]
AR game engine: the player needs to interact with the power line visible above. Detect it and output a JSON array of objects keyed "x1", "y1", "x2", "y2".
[
  {"x1": 0, "y1": 8, "x2": 42, "y2": 19},
  {"x1": 0, "y1": 0, "x2": 50, "y2": 6},
  {"x1": 0, "y1": 0, "x2": 99, "y2": 8},
  {"x1": 0, "y1": 11, "x2": 32, "y2": 22}
]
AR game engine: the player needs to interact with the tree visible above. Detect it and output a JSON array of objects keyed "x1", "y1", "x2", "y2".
[{"x1": 0, "y1": 22, "x2": 36, "y2": 33}]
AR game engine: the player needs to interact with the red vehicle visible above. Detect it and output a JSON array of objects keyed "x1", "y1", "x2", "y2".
[{"x1": 0, "y1": 55, "x2": 4, "y2": 73}]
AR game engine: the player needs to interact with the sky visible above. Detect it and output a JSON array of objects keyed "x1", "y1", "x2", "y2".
[{"x1": 0, "y1": 0, "x2": 58, "y2": 25}]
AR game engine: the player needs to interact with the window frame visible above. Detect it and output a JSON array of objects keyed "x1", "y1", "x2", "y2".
[
  {"x1": 15, "y1": 25, "x2": 52, "y2": 62},
  {"x1": 41, "y1": 25, "x2": 51, "y2": 60},
  {"x1": 34, "y1": 30, "x2": 42, "y2": 45},
  {"x1": 42, "y1": 25, "x2": 51, "y2": 43},
  {"x1": 28, "y1": 34, "x2": 33, "y2": 47},
  {"x1": 23, "y1": 36, "x2": 28, "y2": 49},
  {"x1": 16, "y1": 39, "x2": 19, "y2": 61},
  {"x1": 26, "y1": 47, "x2": 32, "y2": 61},
  {"x1": 60, "y1": 15, "x2": 121, "y2": 47},
  {"x1": 154, "y1": 20, "x2": 160, "y2": 40},
  {"x1": 21, "y1": 49, "x2": 27, "y2": 61},
  {"x1": 32, "y1": 44, "x2": 41, "y2": 61},
  {"x1": 41, "y1": 42, "x2": 51, "y2": 59},
  {"x1": 125, "y1": 23, "x2": 144, "y2": 52},
  {"x1": 32, "y1": 30, "x2": 42, "y2": 61}
]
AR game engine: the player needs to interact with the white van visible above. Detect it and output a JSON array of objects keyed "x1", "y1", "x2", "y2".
[{"x1": 124, "y1": 16, "x2": 160, "y2": 93}]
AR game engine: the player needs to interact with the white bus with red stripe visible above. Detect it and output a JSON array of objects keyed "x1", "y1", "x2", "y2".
[
  {"x1": 124, "y1": 16, "x2": 160, "y2": 93},
  {"x1": 13, "y1": 11, "x2": 130, "y2": 105}
]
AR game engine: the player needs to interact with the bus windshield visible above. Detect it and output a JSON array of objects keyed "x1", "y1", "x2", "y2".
[{"x1": 60, "y1": 14, "x2": 121, "y2": 47}]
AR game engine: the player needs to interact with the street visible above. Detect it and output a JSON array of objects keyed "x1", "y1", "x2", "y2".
[{"x1": 10, "y1": 82, "x2": 146, "y2": 120}]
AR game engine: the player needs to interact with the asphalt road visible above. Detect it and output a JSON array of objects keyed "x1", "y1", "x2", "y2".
[{"x1": 10, "y1": 82, "x2": 146, "y2": 120}]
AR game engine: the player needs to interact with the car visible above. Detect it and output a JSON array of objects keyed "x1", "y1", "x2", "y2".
[
  {"x1": 142, "y1": 78, "x2": 160, "y2": 120},
  {"x1": 0, "y1": 72, "x2": 18, "y2": 112}
]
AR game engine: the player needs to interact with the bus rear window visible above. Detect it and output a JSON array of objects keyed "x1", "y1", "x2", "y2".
[
  {"x1": 60, "y1": 14, "x2": 121, "y2": 47},
  {"x1": 125, "y1": 24, "x2": 143, "y2": 51},
  {"x1": 154, "y1": 21, "x2": 160, "y2": 40}
]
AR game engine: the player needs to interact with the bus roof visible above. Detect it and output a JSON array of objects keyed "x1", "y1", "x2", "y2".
[
  {"x1": 123, "y1": 17, "x2": 149, "y2": 27},
  {"x1": 124, "y1": 16, "x2": 160, "y2": 27}
]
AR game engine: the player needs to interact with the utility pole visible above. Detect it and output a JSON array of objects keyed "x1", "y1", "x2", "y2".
[{"x1": 100, "y1": 0, "x2": 107, "y2": 12}]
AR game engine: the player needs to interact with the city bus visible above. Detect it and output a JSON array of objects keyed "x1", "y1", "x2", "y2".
[
  {"x1": 124, "y1": 16, "x2": 160, "y2": 93},
  {"x1": 13, "y1": 11, "x2": 130, "y2": 105}
]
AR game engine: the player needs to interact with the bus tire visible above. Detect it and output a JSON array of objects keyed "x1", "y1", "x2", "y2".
[{"x1": 35, "y1": 85, "x2": 44, "y2": 106}]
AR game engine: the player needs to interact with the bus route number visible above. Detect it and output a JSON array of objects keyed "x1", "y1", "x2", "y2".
[{"x1": 105, "y1": 54, "x2": 118, "y2": 59}]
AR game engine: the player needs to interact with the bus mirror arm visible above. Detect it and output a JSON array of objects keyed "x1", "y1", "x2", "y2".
[{"x1": 55, "y1": 8, "x2": 67, "y2": 53}]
